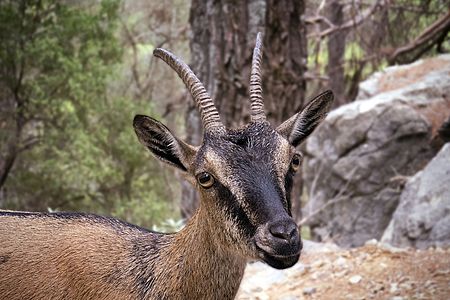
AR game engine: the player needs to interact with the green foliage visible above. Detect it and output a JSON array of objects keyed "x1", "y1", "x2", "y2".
[
  {"x1": 307, "y1": 39, "x2": 328, "y2": 72},
  {"x1": 0, "y1": 0, "x2": 178, "y2": 228}
]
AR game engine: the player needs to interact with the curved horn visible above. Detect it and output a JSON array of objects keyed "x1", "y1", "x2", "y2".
[
  {"x1": 153, "y1": 48, "x2": 224, "y2": 132},
  {"x1": 249, "y1": 32, "x2": 266, "y2": 121}
]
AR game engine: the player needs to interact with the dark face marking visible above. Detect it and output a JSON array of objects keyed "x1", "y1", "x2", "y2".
[
  {"x1": 215, "y1": 182, "x2": 257, "y2": 239},
  {"x1": 284, "y1": 171, "x2": 294, "y2": 216},
  {"x1": 193, "y1": 122, "x2": 300, "y2": 262}
]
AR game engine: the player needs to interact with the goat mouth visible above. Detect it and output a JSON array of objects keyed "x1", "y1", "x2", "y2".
[{"x1": 255, "y1": 244, "x2": 300, "y2": 269}]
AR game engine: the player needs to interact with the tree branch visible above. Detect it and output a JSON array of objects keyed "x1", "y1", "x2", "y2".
[
  {"x1": 388, "y1": 11, "x2": 450, "y2": 64},
  {"x1": 308, "y1": 0, "x2": 382, "y2": 38},
  {"x1": 120, "y1": 18, "x2": 143, "y2": 96},
  {"x1": 18, "y1": 136, "x2": 41, "y2": 154}
]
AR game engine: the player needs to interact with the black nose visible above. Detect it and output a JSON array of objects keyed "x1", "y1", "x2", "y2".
[{"x1": 269, "y1": 221, "x2": 298, "y2": 243}]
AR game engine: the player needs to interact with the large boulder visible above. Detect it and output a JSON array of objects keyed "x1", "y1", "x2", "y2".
[
  {"x1": 302, "y1": 54, "x2": 450, "y2": 247},
  {"x1": 381, "y1": 143, "x2": 450, "y2": 248}
]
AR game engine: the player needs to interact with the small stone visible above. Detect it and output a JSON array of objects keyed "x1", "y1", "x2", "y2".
[
  {"x1": 356, "y1": 253, "x2": 369, "y2": 263},
  {"x1": 379, "y1": 243, "x2": 407, "y2": 253},
  {"x1": 424, "y1": 280, "x2": 435, "y2": 287},
  {"x1": 371, "y1": 282, "x2": 385, "y2": 294},
  {"x1": 335, "y1": 269, "x2": 350, "y2": 278},
  {"x1": 434, "y1": 269, "x2": 450, "y2": 276},
  {"x1": 311, "y1": 260, "x2": 325, "y2": 268},
  {"x1": 365, "y1": 238, "x2": 378, "y2": 246},
  {"x1": 303, "y1": 287, "x2": 317, "y2": 295},
  {"x1": 389, "y1": 283, "x2": 398, "y2": 294},
  {"x1": 390, "y1": 297, "x2": 404, "y2": 300},
  {"x1": 334, "y1": 256, "x2": 348, "y2": 268},
  {"x1": 399, "y1": 281, "x2": 413, "y2": 290},
  {"x1": 349, "y1": 275, "x2": 362, "y2": 284}
]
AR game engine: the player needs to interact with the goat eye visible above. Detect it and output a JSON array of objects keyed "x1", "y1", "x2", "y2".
[
  {"x1": 197, "y1": 172, "x2": 215, "y2": 188},
  {"x1": 290, "y1": 154, "x2": 302, "y2": 172}
]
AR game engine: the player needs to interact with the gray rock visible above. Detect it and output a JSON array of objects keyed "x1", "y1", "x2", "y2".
[
  {"x1": 381, "y1": 143, "x2": 450, "y2": 248},
  {"x1": 302, "y1": 54, "x2": 450, "y2": 247}
]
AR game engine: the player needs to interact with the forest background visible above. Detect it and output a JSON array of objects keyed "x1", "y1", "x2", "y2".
[{"x1": 1, "y1": 0, "x2": 448, "y2": 231}]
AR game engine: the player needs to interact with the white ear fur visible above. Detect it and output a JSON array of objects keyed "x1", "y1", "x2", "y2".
[{"x1": 133, "y1": 115, "x2": 196, "y2": 171}]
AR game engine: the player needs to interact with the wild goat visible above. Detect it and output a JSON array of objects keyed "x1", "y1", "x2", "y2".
[{"x1": 0, "y1": 33, "x2": 333, "y2": 299}]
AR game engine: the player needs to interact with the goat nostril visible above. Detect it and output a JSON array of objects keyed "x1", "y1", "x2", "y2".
[
  {"x1": 289, "y1": 225, "x2": 298, "y2": 239},
  {"x1": 269, "y1": 223, "x2": 297, "y2": 241},
  {"x1": 287, "y1": 225, "x2": 298, "y2": 243}
]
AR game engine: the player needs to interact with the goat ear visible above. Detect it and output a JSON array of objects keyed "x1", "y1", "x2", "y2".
[
  {"x1": 133, "y1": 115, "x2": 196, "y2": 172},
  {"x1": 276, "y1": 90, "x2": 334, "y2": 147}
]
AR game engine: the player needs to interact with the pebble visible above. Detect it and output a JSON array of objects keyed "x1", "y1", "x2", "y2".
[
  {"x1": 424, "y1": 279, "x2": 435, "y2": 287},
  {"x1": 349, "y1": 275, "x2": 362, "y2": 284},
  {"x1": 303, "y1": 287, "x2": 317, "y2": 295},
  {"x1": 335, "y1": 269, "x2": 350, "y2": 278},
  {"x1": 390, "y1": 297, "x2": 404, "y2": 300},
  {"x1": 311, "y1": 260, "x2": 325, "y2": 268},
  {"x1": 379, "y1": 243, "x2": 407, "y2": 253},
  {"x1": 365, "y1": 239, "x2": 378, "y2": 246},
  {"x1": 434, "y1": 269, "x2": 450, "y2": 276},
  {"x1": 356, "y1": 253, "x2": 369, "y2": 263},
  {"x1": 370, "y1": 282, "x2": 385, "y2": 294},
  {"x1": 399, "y1": 281, "x2": 413, "y2": 290},
  {"x1": 389, "y1": 283, "x2": 398, "y2": 293},
  {"x1": 334, "y1": 256, "x2": 348, "y2": 268}
]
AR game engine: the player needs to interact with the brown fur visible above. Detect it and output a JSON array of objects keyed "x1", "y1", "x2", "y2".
[{"x1": 0, "y1": 210, "x2": 245, "y2": 299}]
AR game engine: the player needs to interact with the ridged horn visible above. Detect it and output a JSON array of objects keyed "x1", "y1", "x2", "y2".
[
  {"x1": 249, "y1": 32, "x2": 266, "y2": 121},
  {"x1": 153, "y1": 48, "x2": 224, "y2": 132}
]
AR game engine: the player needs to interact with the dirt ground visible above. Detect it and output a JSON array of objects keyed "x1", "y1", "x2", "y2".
[{"x1": 237, "y1": 240, "x2": 450, "y2": 300}]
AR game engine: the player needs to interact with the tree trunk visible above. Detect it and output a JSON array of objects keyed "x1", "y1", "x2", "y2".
[
  {"x1": 183, "y1": 0, "x2": 307, "y2": 221},
  {"x1": 0, "y1": 90, "x2": 24, "y2": 192},
  {"x1": 326, "y1": 0, "x2": 347, "y2": 107}
]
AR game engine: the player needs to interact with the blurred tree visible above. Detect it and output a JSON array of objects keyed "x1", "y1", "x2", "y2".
[
  {"x1": 0, "y1": 0, "x2": 120, "y2": 191},
  {"x1": 183, "y1": 0, "x2": 307, "y2": 221},
  {"x1": 0, "y1": 0, "x2": 176, "y2": 227},
  {"x1": 325, "y1": 0, "x2": 347, "y2": 107}
]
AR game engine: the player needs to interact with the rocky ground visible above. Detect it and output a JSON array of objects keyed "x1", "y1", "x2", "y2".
[{"x1": 237, "y1": 240, "x2": 450, "y2": 300}]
